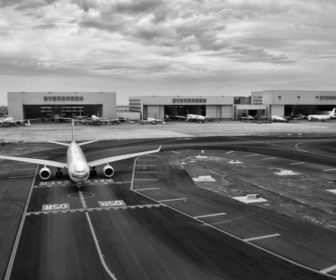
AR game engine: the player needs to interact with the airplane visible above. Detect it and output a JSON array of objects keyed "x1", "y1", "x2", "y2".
[
  {"x1": 0, "y1": 120, "x2": 161, "y2": 187},
  {"x1": 75, "y1": 115, "x2": 120, "y2": 125},
  {"x1": 307, "y1": 108, "x2": 336, "y2": 121},
  {"x1": 271, "y1": 115, "x2": 289, "y2": 122},
  {"x1": 168, "y1": 114, "x2": 213, "y2": 123},
  {"x1": 0, "y1": 116, "x2": 32, "y2": 127},
  {"x1": 140, "y1": 117, "x2": 165, "y2": 124}
]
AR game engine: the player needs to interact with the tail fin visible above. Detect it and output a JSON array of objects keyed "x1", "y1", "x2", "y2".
[
  {"x1": 72, "y1": 119, "x2": 75, "y2": 142},
  {"x1": 329, "y1": 108, "x2": 336, "y2": 117}
]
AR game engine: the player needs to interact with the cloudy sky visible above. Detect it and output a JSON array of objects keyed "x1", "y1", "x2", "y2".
[{"x1": 0, "y1": 0, "x2": 336, "y2": 105}]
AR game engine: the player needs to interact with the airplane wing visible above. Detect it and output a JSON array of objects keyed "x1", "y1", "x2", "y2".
[
  {"x1": 88, "y1": 146, "x2": 161, "y2": 168},
  {"x1": 0, "y1": 155, "x2": 67, "y2": 168}
]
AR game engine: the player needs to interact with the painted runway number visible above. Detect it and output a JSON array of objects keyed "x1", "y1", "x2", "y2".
[
  {"x1": 98, "y1": 200, "x2": 126, "y2": 207},
  {"x1": 42, "y1": 203, "x2": 70, "y2": 211}
]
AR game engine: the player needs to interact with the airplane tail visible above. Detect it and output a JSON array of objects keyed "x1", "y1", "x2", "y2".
[
  {"x1": 72, "y1": 119, "x2": 75, "y2": 142},
  {"x1": 329, "y1": 108, "x2": 336, "y2": 117}
]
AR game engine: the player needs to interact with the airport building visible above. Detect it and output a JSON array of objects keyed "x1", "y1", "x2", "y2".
[
  {"x1": 129, "y1": 96, "x2": 234, "y2": 120},
  {"x1": 252, "y1": 90, "x2": 336, "y2": 117},
  {"x1": 7, "y1": 92, "x2": 116, "y2": 120}
]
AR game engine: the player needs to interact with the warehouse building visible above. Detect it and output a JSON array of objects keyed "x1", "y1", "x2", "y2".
[
  {"x1": 129, "y1": 96, "x2": 234, "y2": 120},
  {"x1": 252, "y1": 90, "x2": 336, "y2": 117},
  {"x1": 7, "y1": 92, "x2": 116, "y2": 120}
]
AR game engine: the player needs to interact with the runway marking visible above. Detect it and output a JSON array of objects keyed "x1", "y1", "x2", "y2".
[
  {"x1": 294, "y1": 142, "x2": 309, "y2": 153},
  {"x1": 194, "y1": 212, "x2": 226, "y2": 219},
  {"x1": 136, "y1": 164, "x2": 156, "y2": 167},
  {"x1": 290, "y1": 162, "x2": 305, "y2": 165},
  {"x1": 98, "y1": 200, "x2": 126, "y2": 207},
  {"x1": 85, "y1": 212, "x2": 118, "y2": 280},
  {"x1": 158, "y1": 198, "x2": 187, "y2": 203},
  {"x1": 26, "y1": 204, "x2": 164, "y2": 216},
  {"x1": 171, "y1": 151, "x2": 181, "y2": 155},
  {"x1": 133, "y1": 178, "x2": 159, "y2": 181},
  {"x1": 225, "y1": 151, "x2": 234, "y2": 154},
  {"x1": 246, "y1": 153, "x2": 259, "y2": 157},
  {"x1": 324, "y1": 168, "x2": 336, "y2": 172},
  {"x1": 320, "y1": 264, "x2": 336, "y2": 274},
  {"x1": 79, "y1": 191, "x2": 87, "y2": 209},
  {"x1": 8, "y1": 175, "x2": 33, "y2": 179},
  {"x1": 136, "y1": 187, "x2": 160, "y2": 191},
  {"x1": 4, "y1": 166, "x2": 39, "y2": 280},
  {"x1": 42, "y1": 203, "x2": 69, "y2": 211},
  {"x1": 135, "y1": 171, "x2": 158, "y2": 173},
  {"x1": 130, "y1": 175, "x2": 335, "y2": 279},
  {"x1": 244, "y1": 233, "x2": 281, "y2": 242},
  {"x1": 262, "y1": 157, "x2": 277, "y2": 160}
]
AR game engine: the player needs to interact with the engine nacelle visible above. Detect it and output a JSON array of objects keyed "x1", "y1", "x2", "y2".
[
  {"x1": 39, "y1": 167, "x2": 51, "y2": 180},
  {"x1": 103, "y1": 164, "x2": 114, "y2": 177}
]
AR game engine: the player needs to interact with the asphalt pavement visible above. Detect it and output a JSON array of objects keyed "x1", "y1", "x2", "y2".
[{"x1": 1, "y1": 136, "x2": 336, "y2": 279}]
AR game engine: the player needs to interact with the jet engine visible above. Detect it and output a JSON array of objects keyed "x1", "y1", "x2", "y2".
[
  {"x1": 103, "y1": 164, "x2": 114, "y2": 177},
  {"x1": 39, "y1": 167, "x2": 51, "y2": 180}
]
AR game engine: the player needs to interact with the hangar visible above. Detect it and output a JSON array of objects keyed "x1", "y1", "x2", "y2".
[
  {"x1": 129, "y1": 96, "x2": 234, "y2": 120},
  {"x1": 7, "y1": 92, "x2": 116, "y2": 120},
  {"x1": 252, "y1": 90, "x2": 336, "y2": 117}
]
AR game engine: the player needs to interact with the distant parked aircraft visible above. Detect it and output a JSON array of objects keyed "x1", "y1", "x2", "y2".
[
  {"x1": 169, "y1": 114, "x2": 213, "y2": 123},
  {"x1": 140, "y1": 117, "x2": 165, "y2": 124},
  {"x1": 0, "y1": 116, "x2": 31, "y2": 127},
  {"x1": 75, "y1": 115, "x2": 119, "y2": 125},
  {"x1": 271, "y1": 115, "x2": 289, "y2": 122},
  {"x1": 0, "y1": 120, "x2": 161, "y2": 186},
  {"x1": 307, "y1": 108, "x2": 336, "y2": 121}
]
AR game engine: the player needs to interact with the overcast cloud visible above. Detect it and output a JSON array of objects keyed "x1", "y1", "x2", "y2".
[{"x1": 0, "y1": 0, "x2": 336, "y2": 104}]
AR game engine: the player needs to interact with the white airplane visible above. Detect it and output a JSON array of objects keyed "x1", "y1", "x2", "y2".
[
  {"x1": 271, "y1": 115, "x2": 289, "y2": 122},
  {"x1": 75, "y1": 115, "x2": 119, "y2": 125},
  {"x1": 170, "y1": 114, "x2": 212, "y2": 123},
  {"x1": 0, "y1": 116, "x2": 31, "y2": 127},
  {"x1": 0, "y1": 120, "x2": 161, "y2": 186},
  {"x1": 307, "y1": 108, "x2": 336, "y2": 121},
  {"x1": 140, "y1": 117, "x2": 165, "y2": 124}
]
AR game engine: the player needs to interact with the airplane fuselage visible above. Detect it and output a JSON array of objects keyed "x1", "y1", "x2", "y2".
[{"x1": 67, "y1": 141, "x2": 90, "y2": 183}]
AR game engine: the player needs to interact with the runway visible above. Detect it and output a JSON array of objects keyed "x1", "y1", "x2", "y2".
[{"x1": 1, "y1": 136, "x2": 336, "y2": 279}]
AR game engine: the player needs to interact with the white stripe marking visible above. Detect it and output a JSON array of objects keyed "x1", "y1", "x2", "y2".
[
  {"x1": 135, "y1": 171, "x2": 158, "y2": 173},
  {"x1": 324, "y1": 168, "x2": 336, "y2": 172},
  {"x1": 136, "y1": 164, "x2": 156, "y2": 167},
  {"x1": 5, "y1": 166, "x2": 38, "y2": 280},
  {"x1": 290, "y1": 162, "x2": 305, "y2": 165},
  {"x1": 159, "y1": 198, "x2": 187, "y2": 203},
  {"x1": 136, "y1": 187, "x2": 160, "y2": 191},
  {"x1": 171, "y1": 151, "x2": 181, "y2": 155},
  {"x1": 85, "y1": 212, "x2": 118, "y2": 280},
  {"x1": 320, "y1": 264, "x2": 336, "y2": 274},
  {"x1": 262, "y1": 157, "x2": 277, "y2": 160},
  {"x1": 246, "y1": 154, "x2": 259, "y2": 157},
  {"x1": 225, "y1": 151, "x2": 234, "y2": 154},
  {"x1": 244, "y1": 233, "x2": 281, "y2": 242},
  {"x1": 194, "y1": 213, "x2": 226, "y2": 219},
  {"x1": 133, "y1": 178, "x2": 159, "y2": 181}
]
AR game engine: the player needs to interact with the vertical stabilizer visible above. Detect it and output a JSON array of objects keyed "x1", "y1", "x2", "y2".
[
  {"x1": 72, "y1": 119, "x2": 75, "y2": 142},
  {"x1": 329, "y1": 108, "x2": 336, "y2": 117}
]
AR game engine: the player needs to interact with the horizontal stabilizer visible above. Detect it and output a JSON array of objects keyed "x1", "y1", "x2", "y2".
[
  {"x1": 78, "y1": 140, "x2": 97, "y2": 146},
  {"x1": 48, "y1": 141, "x2": 70, "y2": 147}
]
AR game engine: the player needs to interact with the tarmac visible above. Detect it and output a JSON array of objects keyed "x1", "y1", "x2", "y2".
[{"x1": 0, "y1": 120, "x2": 336, "y2": 142}]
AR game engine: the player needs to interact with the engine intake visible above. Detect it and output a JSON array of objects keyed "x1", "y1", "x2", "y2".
[
  {"x1": 103, "y1": 164, "x2": 114, "y2": 177},
  {"x1": 39, "y1": 167, "x2": 51, "y2": 180}
]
